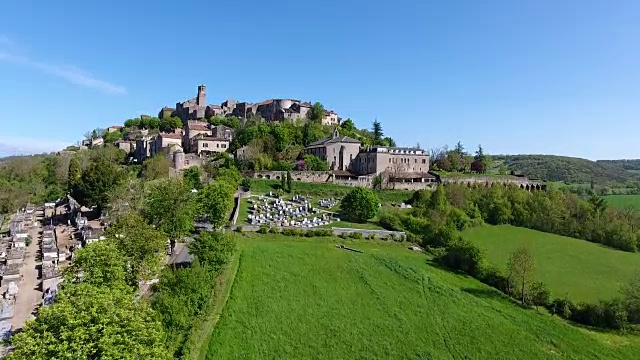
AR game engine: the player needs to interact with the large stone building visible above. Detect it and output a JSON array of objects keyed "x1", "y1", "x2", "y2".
[
  {"x1": 171, "y1": 85, "x2": 341, "y2": 126},
  {"x1": 304, "y1": 129, "x2": 361, "y2": 171},
  {"x1": 304, "y1": 129, "x2": 433, "y2": 185}
]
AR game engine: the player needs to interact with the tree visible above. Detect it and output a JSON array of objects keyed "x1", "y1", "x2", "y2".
[
  {"x1": 198, "y1": 181, "x2": 235, "y2": 229},
  {"x1": 340, "y1": 187, "x2": 379, "y2": 222},
  {"x1": 143, "y1": 178, "x2": 197, "y2": 244},
  {"x1": 188, "y1": 231, "x2": 237, "y2": 273},
  {"x1": 65, "y1": 240, "x2": 127, "y2": 288},
  {"x1": 372, "y1": 120, "x2": 383, "y2": 145},
  {"x1": 214, "y1": 167, "x2": 242, "y2": 188},
  {"x1": 472, "y1": 145, "x2": 487, "y2": 173},
  {"x1": 183, "y1": 167, "x2": 202, "y2": 190},
  {"x1": 286, "y1": 170, "x2": 293, "y2": 193},
  {"x1": 108, "y1": 212, "x2": 168, "y2": 283},
  {"x1": 142, "y1": 153, "x2": 171, "y2": 180},
  {"x1": 8, "y1": 284, "x2": 168, "y2": 360},
  {"x1": 341, "y1": 118, "x2": 357, "y2": 132},
  {"x1": 281, "y1": 171, "x2": 286, "y2": 191},
  {"x1": 302, "y1": 121, "x2": 326, "y2": 146},
  {"x1": 67, "y1": 155, "x2": 82, "y2": 193},
  {"x1": 307, "y1": 102, "x2": 326, "y2": 123},
  {"x1": 372, "y1": 174, "x2": 383, "y2": 190},
  {"x1": 75, "y1": 154, "x2": 126, "y2": 211},
  {"x1": 622, "y1": 270, "x2": 640, "y2": 323},
  {"x1": 103, "y1": 129, "x2": 123, "y2": 144},
  {"x1": 124, "y1": 118, "x2": 142, "y2": 128},
  {"x1": 302, "y1": 154, "x2": 329, "y2": 171},
  {"x1": 530, "y1": 281, "x2": 550, "y2": 309},
  {"x1": 159, "y1": 116, "x2": 182, "y2": 133},
  {"x1": 507, "y1": 246, "x2": 536, "y2": 305}
]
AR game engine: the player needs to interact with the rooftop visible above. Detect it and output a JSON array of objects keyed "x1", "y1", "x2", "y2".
[{"x1": 307, "y1": 129, "x2": 360, "y2": 147}]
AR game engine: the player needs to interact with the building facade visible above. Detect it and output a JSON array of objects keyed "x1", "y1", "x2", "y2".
[{"x1": 304, "y1": 129, "x2": 361, "y2": 171}]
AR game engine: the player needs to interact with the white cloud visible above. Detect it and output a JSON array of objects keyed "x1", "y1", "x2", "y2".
[
  {"x1": 0, "y1": 135, "x2": 71, "y2": 156},
  {"x1": 0, "y1": 51, "x2": 127, "y2": 95}
]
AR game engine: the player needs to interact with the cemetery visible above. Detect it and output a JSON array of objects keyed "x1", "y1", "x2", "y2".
[{"x1": 244, "y1": 192, "x2": 340, "y2": 228}]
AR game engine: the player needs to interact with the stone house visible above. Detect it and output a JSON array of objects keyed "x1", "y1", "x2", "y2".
[
  {"x1": 304, "y1": 129, "x2": 361, "y2": 171},
  {"x1": 158, "y1": 106, "x2": 176, "y2": 119},
  {"x1": 184, "y1": 120, "x2": 212, "y2": 153},
  {"x1": 107, "y1": 126, "x2": 123, "y2": 133},
  {"x1": 321, "y1": 110, "x2": 340, "y2": 126},
  {"x1": 354, "y1": 146, "x2": 429, "y2": 175},
  {"x1": 115, "y1": 140, "x2": 136, "y2": 154},
  {"x1": 152, "y1": 131, "x2": 183, "y2": 156},
  {"x1": 191, "y1": 135, "x2": 230, "y2": 156},
  {"x1": 211, "y1": 125, "x2": 234, "y2": 141}
]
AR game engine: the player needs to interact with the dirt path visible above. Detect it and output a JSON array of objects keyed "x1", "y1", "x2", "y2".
[{"x1": 11, "y1": 212, "x2": 42, "y2": 331}]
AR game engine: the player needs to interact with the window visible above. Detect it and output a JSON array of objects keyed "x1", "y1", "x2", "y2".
[
  {"x1": 422, "y1": 159, "x2": 426, "y2": 164},
  {"x1": 222, "y1": 144, "x2": 227, "y2": 148},
  {"x1": 414, "y1": 159, "x2": 417, "y2": 163},
  {"x1": 203, "y1": 143, "x2": 208, "y2": 148},
  {"x1": 389, "y1": 158, "x2": 392, "y2": 163}
]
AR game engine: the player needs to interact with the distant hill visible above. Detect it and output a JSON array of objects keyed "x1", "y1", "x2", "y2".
[{"x1": 493, "y1": 155, "x2": 638, "y2": 184}]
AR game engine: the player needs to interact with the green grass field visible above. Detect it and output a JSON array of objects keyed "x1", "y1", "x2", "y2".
[
  {"x1": 205, "y1": 235, "x2": 640, "y2": 359},
  {"x1": 604, "y1": 194, "x2": 640, "y2": 210},
  {"x1": 464, "y1": 225, "x2": 640, "y2": 302}
]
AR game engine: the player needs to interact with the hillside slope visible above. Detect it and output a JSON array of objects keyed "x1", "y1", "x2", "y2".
[
  {"x1": 493, "y1": 154, "x2": 634, "y2": 184},
  {"x1": 205, "y1": 236, "x2": 640, "y2": 359}
]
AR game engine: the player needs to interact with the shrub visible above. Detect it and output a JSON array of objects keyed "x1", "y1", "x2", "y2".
[
  {"x1": 340, "y1": 187, "x2": 379, "y2": 222},
  {"x1": 258, "y1": 225, "x2": 269, "y2": 234},
  {"x1": 234, "y1": 226, "x2": 243, "y2": 233},
  {"x1": 338, "y1": 233, "x2": 348, "y2": 239},
  {"x1": 379, "y1": 210, "x2": 404, "y2": 231},
  {"x1": 282, "y1": 228, "x2": 303, "y2": 237},
  {"x1": 366, "y1": 233, "x2": 376, "y2": 241},
  {"x1": 405, "y1": 232, "x2": 422, "y2": 244},
  {"x1": 240, "y1": 178, "x2": 251, "y2": 190},
  {"x1": 435, "y1": 237, "x2": 485, "y2": 277},
  {"x1": 348, "y1": 232, "x2": 364, "y2": 240},
  {"x1": 268, "y1": 227, "x2": 280, "y2": 234}
]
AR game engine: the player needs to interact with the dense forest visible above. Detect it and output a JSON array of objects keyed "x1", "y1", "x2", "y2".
[{"x1": 494, "y1": 154, "x2": 639, "y2": 184}]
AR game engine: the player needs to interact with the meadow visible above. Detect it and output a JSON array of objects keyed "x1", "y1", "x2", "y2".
[
  {"x1": 205, "y1": 235, "x2": 640, "y2": 359},
  {"x1": 464, "y1": 225, "x2": 640, "y2": 302},
  {"x1": 604, "y1": 194, "x2": 640, "y2": 210}
]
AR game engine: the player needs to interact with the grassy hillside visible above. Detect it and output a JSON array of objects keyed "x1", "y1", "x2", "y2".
[
  {"x1": 464, "y1": 225, "x2": 640, "y2": 302},
  {"x1": 493, "y1": 155, "x2": 634, "y2": 184},
  {"x1": 604, "y1": 194, "x2": 640, "y2": 210},
  {"x1": 205, "y1": 235, "x2": 640, "y2": 359}
]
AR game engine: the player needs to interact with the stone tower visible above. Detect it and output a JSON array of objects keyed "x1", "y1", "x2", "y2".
[
  {"x1": 173, "y1": 149, "x2": 185, "y2": 170},
  {"x1": 197, "y1": 84, "x2": 206, "y2": 106}
]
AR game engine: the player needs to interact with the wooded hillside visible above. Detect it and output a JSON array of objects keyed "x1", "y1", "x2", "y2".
[{"x1": 493, "y1": 155, "x2": 637, "y2": 184}]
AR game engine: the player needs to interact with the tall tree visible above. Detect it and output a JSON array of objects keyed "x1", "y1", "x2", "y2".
[
  {"x1": 507, "y1": 246, "x2": 536, "y2": 305},
  {"x1": 341, "y1": 118, "x2": 356, "y2": 132},
  {"x1": 143, "y1": 178, "x2": 197, "y2": 245},
  {"x1": 188, "y1": 231, "x2": 237, "y2": 273},
  {"x1": 65, "y1": 240, "x2": 127, "y2": 288},
  {"x1": 372, "y1": 120, "x2": 383, "y2": 145},
  {"x1": 183, "y1": 167, "x2": 203, "y2": 190},
  {"x1": 67, "y1": 155, "x2": 82, "y2": 193},
  {"x1": 75, "y1": 154, "x2": 126, "y2": 211},
  {"x1": 286, "y1": 170, "x2": 293, "y2": 193},
  {"x1": 307, "y1": 102, "x2": 326, "y2": 123},
  {"x1": 198, "y1": 181, "x2": 235, "y2": 229},
  {"x1": 108, "y1": 212, "x2": 168, "y2": 283}
]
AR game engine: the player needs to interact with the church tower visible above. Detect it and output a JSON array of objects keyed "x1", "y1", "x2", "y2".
[{"x1": 197, "y1": 84, "x2": 206, "y2": 106}]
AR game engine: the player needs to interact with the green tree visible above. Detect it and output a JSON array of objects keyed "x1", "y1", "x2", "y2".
[
  {"x1": 188, "y1": 231, "x2": 237, "y2": 273},
  {"x1": 67, "y1": 155, "x2": 82, "y2": 193},
  {"x1": 341, "y1": 118, "x2": 357, "y2": 132},
  {"x1": 307, "y1": 102, "x2": 326, "y2": 123},
  {"x1": 372, "y1": 120, "x2": 383, "y2": 145},
  {"x1": 507, "y1": 246, "x2": 536, "y2": 305},
  {"x1": 198, "y1": 181, "x2": 235, "y2": 229},
  {"x1": 530, "y1": 281, "x2": 550, "y2": 309},
  {"x1": 108, "y1": 212, "x2": 168, "y2": 283},
  {"x1": 142, "y1": 153, "x2": 171, "y2": 180},
  {"x1": 214, "y1": 167, "x2": 242, "y2": 188},
  {"x1": 124, "y1": 118, "x2": 141, "y2": 128},
  {"x1": 281, "y1": 171, "x2": 286, "y2": 191},
  {"x1": 622, "y1": 270, "x2": 640, "y2": 323},
  {"x1": 103, "y1": 130, "x2": 123, "y2": 144},
  {"x1": 302, "y1": 154, "x2": 329, "y2": 171},
  {"x1": 75, "y1": 154, "x2": 126, "y2": 211},
  {"x1": 65, "y1": 240, "x2": 127, "y2": 288},
  {"x1": 8, "y1": 284, "x2": 168, "y2": 360},
  {"x1": 183, "y1": 167, "x2": 202, "y2": 190},
  {"x1": 302, "y1": 121, "x2": 326, "y2": 146},
  {"x1": 143, "y1": 178, "x2": 197, "y2": 244},
  {"x1": 286, "y1": 170, "x2": 293, "y2": 193},
  {"x1": 159, "y1": 116, "x2": 182, "y2": 132},
  {"x1": 340, "y1": 187, "x2": 379, "y2": 222}
]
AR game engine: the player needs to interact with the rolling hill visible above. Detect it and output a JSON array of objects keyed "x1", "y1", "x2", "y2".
[
  {"x1": 493, "y1": 154, "x2": 639, "y2": 184},
  {"x1": 203, "y1": 235, "x2": 640, "y2": 359}
]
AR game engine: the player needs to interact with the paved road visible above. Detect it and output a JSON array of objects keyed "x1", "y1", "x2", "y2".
[{"x1": 11, "y1": 213, "x2": 42, "y2": 331}]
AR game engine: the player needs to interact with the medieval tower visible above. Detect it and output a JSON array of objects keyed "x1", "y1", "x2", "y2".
[{"x1": 197, "y1": 84, "x2": 206, "y2": 106}]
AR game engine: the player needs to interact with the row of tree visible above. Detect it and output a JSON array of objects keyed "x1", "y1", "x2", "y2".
[{"x1": 430, "y1": 142, "x2": 497, "y2": 174}]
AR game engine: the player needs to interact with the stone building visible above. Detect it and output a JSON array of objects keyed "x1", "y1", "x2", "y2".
[
  {"x1": 304, "y1": 129, "x2": 361, "y2": 171},
  {"x1": 354, "y1": 146, "x2": 429, "y2": 176},
  {"x1": 152, "y1": 131, "x2": 183, "y2": 156},
  {"x1": 183, "y1": 120, "x2": 212, "y2": 153},
  {"x1": 191, "y1": 135, "x2": 230, "y2": 156},
  {"x1": 168, "y1": 85, "x2": 340, "y2": 125}
]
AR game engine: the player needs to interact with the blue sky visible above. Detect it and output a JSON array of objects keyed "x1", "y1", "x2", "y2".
[{"x1": 1, "y1": 0, "x2": 639, "y2": 159}]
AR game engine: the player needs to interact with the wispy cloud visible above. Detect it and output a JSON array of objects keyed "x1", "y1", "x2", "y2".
[
  {"x1": 0, "y1": 36, "x2": 127, "y2": 95},
  {"x1": 0, "y1": 135, "x2": 71, "y2": 156}
]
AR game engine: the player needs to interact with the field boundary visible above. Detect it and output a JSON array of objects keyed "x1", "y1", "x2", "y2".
[{"x1": 183, "y1": 248, "x2": 242, "y2": 360}]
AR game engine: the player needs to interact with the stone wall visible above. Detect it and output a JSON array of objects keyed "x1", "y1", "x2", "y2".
[
  {"x1": 250, "y1": 171, "x2": 333, "y2": 183},
  {"x1": 439, "y1": 176, "x2": 546, "y2": 190}
]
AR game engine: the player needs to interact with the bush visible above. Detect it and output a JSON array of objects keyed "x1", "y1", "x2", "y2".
[
  {"x1": 282, "y1": 228, "x2": 303, "y2": 237},
  {"x1": 348, "y1": 232, "x2": 364, "y2": 240},
  {"x1": 379, "y1": 210, "x2": 404, "y2": 231},
  {"x1": 240, "y1": 178, "x2": 251, "y2": 190},
  {"x1": 268, "y1": 227, "x2": 280, "y2": 234},
  {"x1": 235, "y1": 226, "x2": 243, "y2": 233},
  {"x1": 435, "y1": 237, "x2": 485, "y2": 277},
  {"x1": 405, "y1": 232, "x2": 422, "y2": 244},
  {"x1": 340, "y1": 187, "x2": 379, "y2": 222},
  {"x1": 258, "y1": 225, "x2": 269, "y2": 234},
  {"x1": 479, "y1": 264, "x2": 509, "y2": 293},
  {"x1": 366, "y1": 233, "x2": 376, "y2": 241}
]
